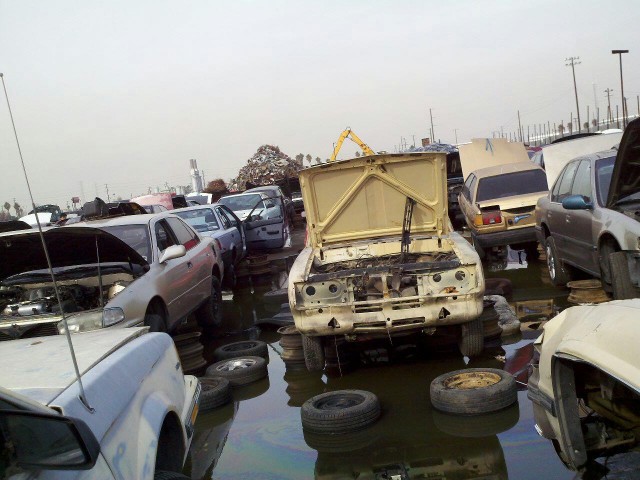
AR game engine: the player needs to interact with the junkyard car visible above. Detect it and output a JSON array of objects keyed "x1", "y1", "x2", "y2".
[
  {"x1": 527, "y1": 299, "x2": 640, "y2": 470},
  {"x1": 245, "y1": 185, "x2": 295, "y2": 224},
  {"x1": 0, "y1": 328, "x2": 200, "y2": 479},
  {"x1": 219, "y1": 191, "x2": 287, "y2": 250},
  {"x1": 458, "y1": 162, "x2": 548, "y2": 258},
  {"x1": 291, "y1": 190, "x2": 304, "y2": 213},
  {"x1": 535, "y1": 119, "x2": 640, "y2": 299},
  {"x1": 0, "y1": 212, "x2": 223, "y2": 340},
  {"x1": 288, "y1": 152, "x2": 485, "y2": 371},
  {"x1": 174, "y1": 204, "x2": 246, "y2": 287}
]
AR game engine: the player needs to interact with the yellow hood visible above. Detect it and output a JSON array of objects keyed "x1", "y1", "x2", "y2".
[{"x1": 299, "y1": 153, "x2": 448, "y2": 248}]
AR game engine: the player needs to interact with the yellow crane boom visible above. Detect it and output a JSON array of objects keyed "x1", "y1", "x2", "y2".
[{"x1": 329, "y1": 127, "x2": 375, "y2": 161}]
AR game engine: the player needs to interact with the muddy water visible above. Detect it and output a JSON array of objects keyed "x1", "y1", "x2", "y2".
[{"x1": 184, "y1": 251, "x2": 608, "y2": 479}]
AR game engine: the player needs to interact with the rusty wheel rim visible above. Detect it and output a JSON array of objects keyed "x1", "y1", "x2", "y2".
[{"x1": 444, "y1": 371, "x2": 501, "y2": 390}]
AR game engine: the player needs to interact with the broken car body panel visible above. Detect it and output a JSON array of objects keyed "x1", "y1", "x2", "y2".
[
  {"x1": 527, "y1": 300, "x2": 640, "y2": 470},
  {"x1": 289, "y1": 153, "x2": 484, "y2": 339}
]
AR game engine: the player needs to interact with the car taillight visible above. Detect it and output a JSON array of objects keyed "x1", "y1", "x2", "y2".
[{"x1": 474, "y1": 210, "x2": 502, "y2": 226}]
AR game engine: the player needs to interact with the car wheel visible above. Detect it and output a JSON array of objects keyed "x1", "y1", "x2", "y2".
[
  {"x1": 223, "y1": 263, "x2": 237, "y2": 290},
  {"x1": 214, "y1": 340, "x2": 269, "y2": 362},
  {"x1": 546, "y1": 236, "x2": 571, "y2": 286},
  {"x1": 430, "y1": 368, "x2": 517, "y2": 415},
  {"x1": 144, "y1": 313, "x2": 167, "y2": 333},
  {"x1": 196, "y1": 276, "x2": 223, "y2": 328},
  {"x1": 302, "y1": 335, "x2": 325, "y2": 372},
  {"x1": 301, "y1": 390, "x2": 381, "y2": 434},
  {"x1": 198, "y1": 377, "x2": 232, "y2": 411},
  {"x1": 205, "y1": 356, "x2": 268, "y2": 386},
  {"x1": 609, "y1": 251, "x2": 637, "y2": 300},
  {"x1": 458, "y1": 317, "x2": 484, "y2": 357}
]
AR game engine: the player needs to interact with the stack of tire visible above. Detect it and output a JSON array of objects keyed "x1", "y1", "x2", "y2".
[
  {"x1": 323, "y1": 336, "x2": 357, "y2": 376},
  {"x1": 173, "y1": 332, "x2": 207, "y2": 376},
  {"x1": 198, "y1": 340, "x2": 270, "y2": 412},
  {"x1": 278, "y1": 326, "x2": 307, "y2": 370},
  {"x1": 246, "y1": 254, "x2": 271, "y2": 276}
]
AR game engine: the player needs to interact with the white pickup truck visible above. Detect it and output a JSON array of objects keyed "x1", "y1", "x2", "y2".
[{"x1": 0, "y1": 328, "x2": 200, "y2": 479}]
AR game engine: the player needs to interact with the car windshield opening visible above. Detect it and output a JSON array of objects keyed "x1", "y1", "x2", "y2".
[
  {"x1": 219, "y1": 194, "x2": 263, "y2": 212},
  {"x1": 476, "y1": 169, "x2": 548, "y2": 202},
  {"x1": 175, "y1": 208, "x2": 220, "y2": 233},
  {"x1": 100, "y1": 224, "x2": 151, "y2": 262},
  {"x1": 595, "y1": 156, "x2": 616, "y2": 206}
]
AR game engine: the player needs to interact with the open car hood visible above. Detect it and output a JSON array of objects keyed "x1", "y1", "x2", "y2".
[
  {"x1": 299, "y1": 153, "x2": 448, "y2": 248},
  {"x1": 0, "y1": 226, "x2": 149, "y2": 282},
  {"x1": 607, "y1": 118, "x2": 640, "y2": 207}
]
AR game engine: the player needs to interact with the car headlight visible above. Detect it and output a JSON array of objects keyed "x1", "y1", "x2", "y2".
[
  {"x1": 57, "y1": 311, "x2": 103, "y2": 334},
  {"x1": 103, "y1": 307, "x2": 126, "y2": 327}
]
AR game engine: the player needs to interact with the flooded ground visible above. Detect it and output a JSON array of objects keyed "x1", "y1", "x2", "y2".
[{"x1": 183, "y1": 243, "x2": 635, "y2": 480}]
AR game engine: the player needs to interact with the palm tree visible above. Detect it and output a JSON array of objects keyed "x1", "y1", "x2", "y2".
[
  {"x1": 3, "y1": 202, "x2": 10, "y2": 217},
  {"x1": 13, "y1": 202, "x2": 22, "y2": 217}
]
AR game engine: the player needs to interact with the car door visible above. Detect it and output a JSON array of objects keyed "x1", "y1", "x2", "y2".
[
  {"x1": 216, "y1": 205, "x2": 246, "y2": 262},
  {"x1": 165, "y1": 217, "x2": 211, "y2": 314},
  {"x1": 152, "y1": 219, "x2": 190, "y2": 323},
  {"x1": 243, "y1": 197, "x2": 286, "y2": 250},
  {"x1": 547, "y1": 160, "x2": 579, "y2": 256},
  {"x1": 561, "y1": 160, "x2": 598, "y2": 272}
]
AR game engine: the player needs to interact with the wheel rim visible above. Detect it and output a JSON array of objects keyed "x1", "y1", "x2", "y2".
[
  {"x1": 546, "y1": 244, "x2": 556, "y2": 280},
  {"x1": 216, "y1": 358, "x2": 257, "y2": 372},
  {"x1": 224, "y1": 342, "x2": 257, "y2": 352},
  {"x1": 314, "y1": 393, "x2": 364, "y2": 411},
  {"x1": 444, "y1": 371, "x2": 501, "y2": 390}
]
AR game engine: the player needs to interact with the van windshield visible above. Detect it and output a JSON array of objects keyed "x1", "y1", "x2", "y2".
[{"x1": 476, "y1": 169, "x2": 548, "y2": 202}]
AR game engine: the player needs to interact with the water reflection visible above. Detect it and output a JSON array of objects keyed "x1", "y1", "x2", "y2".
[
  {"x1": 306, "y1": 359, "x2": 509, "y2": 480},
  {"x1": 189, "y1": 241, "x2": 587, "y2": 479}
]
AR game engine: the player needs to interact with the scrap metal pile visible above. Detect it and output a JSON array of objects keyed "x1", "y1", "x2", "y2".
[
  {"x1": 404, "y1": 143, "x2": 458, "y2": 154},
  {"x1": 229, "y1": 145, "x2": 303, "y2": 191}
]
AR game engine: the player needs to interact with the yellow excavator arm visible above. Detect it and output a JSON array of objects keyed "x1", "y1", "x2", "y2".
[{"x1": 329, "y1": 128, "x2": 375, "y2": 161}]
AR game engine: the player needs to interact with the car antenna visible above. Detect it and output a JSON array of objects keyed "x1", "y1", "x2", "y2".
[{"x1": 1, "y1": 73, "x2": 94, "y2": 412}]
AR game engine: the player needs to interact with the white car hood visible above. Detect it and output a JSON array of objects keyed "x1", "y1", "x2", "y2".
[
  {"x1": 19, "y1": 212, "x2": 52, "y2": 226},
  {"x1": 0, "y1": 328, "x2": 147, "y2": 405}
]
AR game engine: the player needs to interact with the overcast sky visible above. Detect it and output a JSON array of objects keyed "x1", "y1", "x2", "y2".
[{"x1": 1, "y1": 0, "x2": 639, "y2": 210}]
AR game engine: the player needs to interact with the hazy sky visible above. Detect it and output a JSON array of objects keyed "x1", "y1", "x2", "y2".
[{"x1": 1, "y1": 0, "x2": 639, "y2": 210}]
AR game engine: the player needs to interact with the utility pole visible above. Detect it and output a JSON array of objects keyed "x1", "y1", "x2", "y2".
[
  {"x1": 566, "y1": 57, "x2": 582, "y2": 133},
  {"x1": 604, "y1": 88, "x2": 613, "y2": 127},
  {"x1": 612, "y1": 49, "x2": 629, "y2": 127},
  {"x1": 104, "y1": 184, "x2": 110, "y2": 203},
  {"x1": 453, "y1": 129, "x2": 458, "y2": 145},
  {"x1": 429, "y1": 109, "x2": 435, "y2": 142},
  {"x1": 517, "y1": 110, "x2": 523, "y2": 141},
  {"x1": 587, "y1": 106, "x2": 590, "y2": 132},
  {"x1": 616, "y1": 105, "x2": 620, "y2": 129},
  {"x1": 500, "y1": 125, "x2": 504, "y2": 138}
]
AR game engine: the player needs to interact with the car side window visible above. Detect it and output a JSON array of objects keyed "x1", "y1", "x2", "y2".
[
  {"x1": 155, "y1": 221, "x2": 177, "y2": 252},
  {"x1": 166, "y1": 217, "x2": 200, "y2": 251},
  {"x1": 554, "y1": 161, "x2": 579, "y2": 203},
  {"x1": 570, "y1": 160, "x2": 592, "y2": 202},
  {"x1": 217, "y1": 206, "x2": 239, "y2": 227},
  {"x1": 217, "y1": 209, "x2": 231, "y2": 229},
  {"x1": 462, "y1": 174, "x2": 475, "y2": 201},
  {"x1": 468, "y1": 175, "x2": 478, "y2": 201}
]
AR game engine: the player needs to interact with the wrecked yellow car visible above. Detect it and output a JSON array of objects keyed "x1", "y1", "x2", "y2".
[{"x1": 288, "y1": 153, "x2": 485, "y2": 371}]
